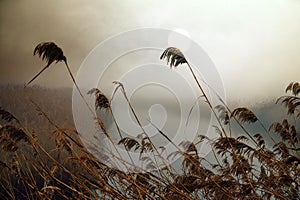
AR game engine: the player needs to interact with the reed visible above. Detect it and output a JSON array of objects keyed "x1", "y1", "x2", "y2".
[{"x1": 0, "y1": 44, "x2": 298, "y2": 199}]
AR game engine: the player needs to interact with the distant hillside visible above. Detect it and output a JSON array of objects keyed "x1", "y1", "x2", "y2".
[
  {"x1": 0, "y1": 84, "x2": 296, "y2": 147},
  {"x1": 0, "y1": 84, "x2": 74, "y2": 134}
]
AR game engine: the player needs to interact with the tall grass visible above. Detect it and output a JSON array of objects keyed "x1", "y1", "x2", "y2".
[{"x1": 0, "y1": 44, "x2": 299, "y2": 199}]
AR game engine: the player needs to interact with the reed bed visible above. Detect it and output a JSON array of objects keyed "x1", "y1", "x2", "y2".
[{"x1": 0, "y1": 43, "x2": 299, "y2": 199}]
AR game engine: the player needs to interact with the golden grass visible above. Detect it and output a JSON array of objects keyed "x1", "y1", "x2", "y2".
[{"x1": 0, "y1": 44, "x2": 299, "y2": 199}]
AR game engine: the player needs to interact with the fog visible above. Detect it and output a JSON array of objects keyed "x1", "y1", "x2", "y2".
[{"x1": 1, "y1": 0, "x2": 300, "y2": 103}]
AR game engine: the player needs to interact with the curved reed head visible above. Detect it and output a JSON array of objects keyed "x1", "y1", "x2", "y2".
[
  {"x1": 87, "y1": 88, "x2": 110, "y2": 111},
  {"x1": 285, "y1": 81, "x2": 300, "y2": 96},
  {"x1": 34, "y1": 42, "x2": 67, "y2": 65},
  {"x1": 160, "y1": 47, "x2": 187, "y2": 68}
]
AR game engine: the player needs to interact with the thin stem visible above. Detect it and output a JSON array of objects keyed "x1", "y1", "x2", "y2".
[
  {"x1": 185, "y1": 62, "x2": 258, "y2": 197},
  {"x1": 109, "y1": 107, "x2": 135, "y2": 166},
  {"x1": 24, "y1": 64, "x2": 50, "y2": 88}
]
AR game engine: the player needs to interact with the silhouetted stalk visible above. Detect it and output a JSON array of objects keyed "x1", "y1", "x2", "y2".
[
  {"x1": 185, "y1": 63, "x2": 226, "y2": 134},
  {"x1": 186, "y1": 64, "x2": 260, "y2": 195},
  {"x1": 24, "y1": 65, "x2": 50, "y2": 88},
  {"x1": 197, "y1": 79, "x2": 295, "y2": 181},
  {"x1": 257, "y1": 119, "x2": 277, "y2": 144},
  {"x1": 161, "y1": 47, "x2": 259, "y2": 197},
  {"x1": 21, "y1": 153, "x2": 42, "y2": 199},
  {"x1": 32, "y1": 159, "x2": 93, "y2": 199},
  {"x1": 112, "y1": 82, "x2": 178, "y2": 176},
  {"x1": 149, "y1": 121, "x2": 237, "y2": 199},
  {"x1": 15, "y1": 102, "x2": 128, "y2": 199},
  {"x1": 15, "y1": 153, "x2": 39, "y2": 200},
  {"x1": 31, "y1": 100, "x2": 151, "y2": 199},
  {"x1": 108, "y1": 107, "x2": 135, "y2": 166},
  {"x1": 197, "y1": 78, "x2": 266, "y2": 148}
]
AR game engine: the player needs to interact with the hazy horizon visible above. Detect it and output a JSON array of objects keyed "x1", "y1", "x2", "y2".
[
  {"x1": 0, "y1": 2, "x2": 299, "y2": 197},
  {"x1": 1, "y1": 0, "x2": 299, "y2": 103},
  {"x1": 0, "y1": 83, "x2": 293, "y2": 156}
]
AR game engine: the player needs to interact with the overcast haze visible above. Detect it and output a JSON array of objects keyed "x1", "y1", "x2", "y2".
[{"x1": 1, "y1": 0, "x2": 300, "y2": 102}]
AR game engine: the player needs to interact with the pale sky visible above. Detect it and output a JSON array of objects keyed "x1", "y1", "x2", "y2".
[{"x1": 0, "y1": 0, "x2": 300, "y2": 102}]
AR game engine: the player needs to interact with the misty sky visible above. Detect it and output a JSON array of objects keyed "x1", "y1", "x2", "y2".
[{"x1": 0, "y1": 0, "x2": 300, "y2": 102}]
